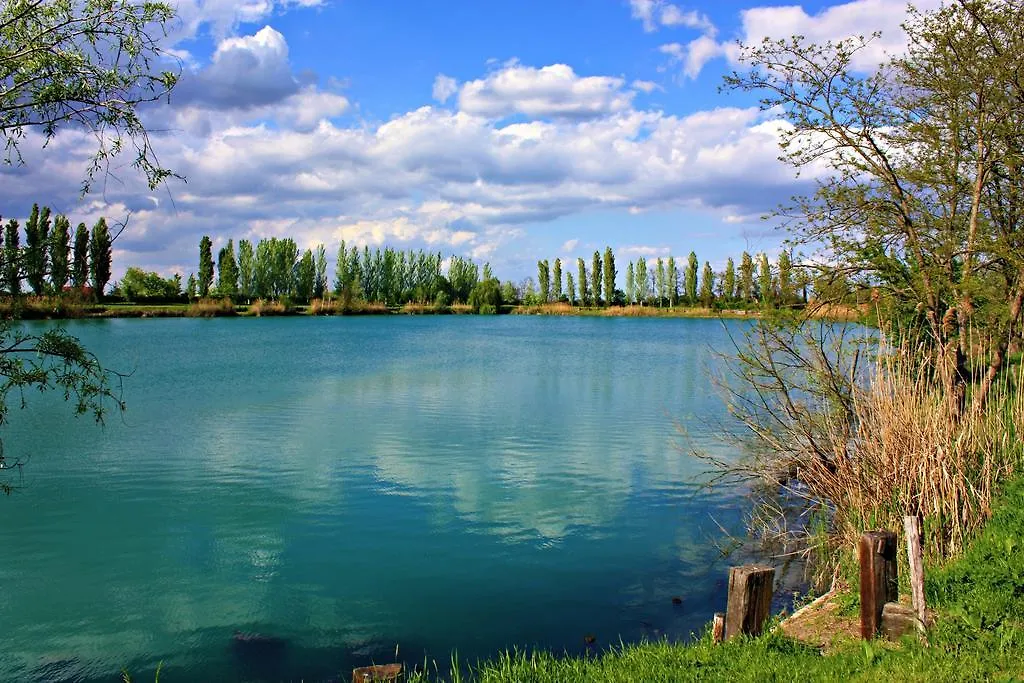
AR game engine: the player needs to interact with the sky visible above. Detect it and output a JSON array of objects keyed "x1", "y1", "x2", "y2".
[{"x1": 1, "y1": 0, "x2": 938, "y2": 286}]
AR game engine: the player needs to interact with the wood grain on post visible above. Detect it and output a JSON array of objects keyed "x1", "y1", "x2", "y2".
[
  {"x1": 712, "y1": 612, "x2": 725, "y2": 643},
  {"x1": 724, "y1": 565, "x2": 775, "y2": 640},
  {"x1": 859, "y1": 530, "x2": 898, "y2": 639},
  {"x1": 904, "y1": 515, "x2": 927, "y2": 629}
]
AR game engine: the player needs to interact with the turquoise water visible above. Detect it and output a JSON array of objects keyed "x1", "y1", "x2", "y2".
[{"x1": 0, "y1": 316, "x2": 752, "y2": 682}]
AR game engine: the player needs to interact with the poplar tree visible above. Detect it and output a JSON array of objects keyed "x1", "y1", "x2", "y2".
[
  {"x1": 198, "y1": 235, "x2": 213, "y2": 297},
  {"x1": 552, "y1": 258, "x2": 562, "y2": 301},
  {"x1": 723, "y1": 257, "x2": 736, "y2": 302},
  {"x1": 238, "y1": 239, "x2": 254, "y2": 298},
  {"x1": 656, "y1": 257, "x2": 666, "y2": 305},
  {"x1": 566, "y1": 272, "x2": 576, "y2": 306},
  {"x1": 537, "y1": 260, "x2": 550, "y2": 302},
  {"x1": 186, "y1": 273, "x2": 197, "y2": 300},
  {"x1": 577, "y1": 258, "x2": 588, "y2": 306},
  {"x1": 667, "y1": 256, "x2": 678, "y2": 306},
  {"x1": 685, "y1": 251, "x2": 698, "y2": 303},
  {"x1": 314, "y1": 244, "x2": 328, "y2": 299},
  {"x1": 4, "y1": 219, "x2": 20, "y2": 296},
  {"x1": 635, "y1": 258, "x2": 648, "y2": 304},
  {"x1": 89, "y1": 218, "x2": 112, "y2": 297},
  {"x1": 72, "y1": 223, "x2": 89, "y2": 289},
  {"x1": 217, "y1": 239, "x2": 239, "y2": 297},
  {"x1": 777, "y1": 250, "x2": 793, "y2": 305},
  {"x1": 590, "y1": 251, "x2": 602, "y2": 306},
  {"x1": 49, "y1": 215, "x2": 71, "y2": 292},
  {"x1": 603, "y1": 247, "x2": 616, "y2": 306},
  {"x1": 739, "y1": 251, "x2": 754, "y2": 302},
  {"x1": 626, "y1": 261, "x2": 635, "y2": 304},
  {"x1": 758, "y1": 252, "x2": 773, "y2": 306},
  {"x1": 296, "y1": 249, "x2": 315, "y2": 302},
  {"x1": 700, "y1": 261, "x2": 715, "y2": 306},
  {"x1": 25, "y1": 204, "x2": 51, "y2": 294}
]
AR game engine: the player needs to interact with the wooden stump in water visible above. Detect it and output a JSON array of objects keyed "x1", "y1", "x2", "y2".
[
  {"x1": 352, "y1": 663, "x2": 403, "y2": 683},
  {"x1": 724, "y1": 565, "x2": 775, "y2": 640},
  {"x1": 859, "y1": 530, "x2": 898, "y2": 639}
]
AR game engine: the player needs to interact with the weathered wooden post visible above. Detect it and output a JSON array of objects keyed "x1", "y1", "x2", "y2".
[
  {"x1": 352, "y1": 663, "x2": 403, "y2": 683},
  {"x1": 904, "y1": 515, "x2": 926, "y2": 629},
  {"x1": 711, "y1": 612, "x2": 725, "y2": 643},
  {"x1": 859, "y1": 530, "x2": 898, "y2": 639},
  {"x1": 724, "y1": 565, "x2": 775, "y2": 639}
]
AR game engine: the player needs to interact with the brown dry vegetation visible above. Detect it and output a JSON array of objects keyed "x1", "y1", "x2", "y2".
[{"x1": 185, "y1": 297, "x2": 235, "y2": 317}]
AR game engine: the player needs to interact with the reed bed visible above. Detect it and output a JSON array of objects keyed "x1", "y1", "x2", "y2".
[
  {"x1": 185, "y1": 297, "x2": 235, "y2": 317},
  {"x1": 719, "y1": 329, "x2": 1024, "y2": 579},
  {"x1": 246, "y1": 299, "x2": 288, "y2": 316}
]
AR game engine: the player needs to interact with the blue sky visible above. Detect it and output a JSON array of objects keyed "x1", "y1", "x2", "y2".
[{"x1": 2, "y1": 0, "x2": 933, "y2": 286}]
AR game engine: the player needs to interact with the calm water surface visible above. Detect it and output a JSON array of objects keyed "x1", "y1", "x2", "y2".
[{"x1": 0, "y1": 316, "x2": 752, "y2": 682}]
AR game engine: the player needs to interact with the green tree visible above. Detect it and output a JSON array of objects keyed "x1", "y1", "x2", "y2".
[
  {"x1": 667, "y1": 256, "x2": 678, "y2": 307},
  {"x1": 739, "y1": 251, "x2": 754, "y2": 303},
  {"x1": 295, "y1": 249, "x2": 315, "y2": 302},
  {"x1": 186, "y1": 273, "x2": 197, "y2": 300},
  {"x1": 577, "y1": 258, "x2": 588, "y2": 306},
  {"x1": 549, "y1": 258, "x2": 561, "y2": 301},
  {"x1": 757, "y1": 252, "x2": 773, "y2": 306},
  {"x1": 635, "y1": 258, "x2": 648, "y2": 304},
  {"x1": 217, "y1": 239, "x2": 238, "y2": 297},
  {"x1": 71, "y1": 223, "x2": 89, "y2": 289},
  {"x1": 89, "y1": 217, "x2": 111, "y2": 297},
  {"x1": 537, "y1": 260, "x2": 550, "y2": 302},
  {"x1": 1, "y1": 0, "x2": 179, "y2": 193},
  {"x1": 49, "y1": 215, "x2": 71, "y2": 292},
  {"x1": 25, "y1": 204, "x2": 51, "y2": 295},
  {"x1": 314, "y1": 244, "x2": 327, "y2": 299},
  {"x1": 777, "y1": 250, "x2": 794, "y2": 305},
  {"x1": 723, "y1": 257, "x2": 736, "y2": 302},
  {"x1": 603, "y1": 247, "x2": 616, "y2": 306},
  {"x1": 656, "y1": 257, "x2": 666, "y2": 306},
  {"x1": 118, "y1": 267, "x2": 180, "y2": 299},
  {"x1": 501, "y1": 280, "x2": 517, "y2": 305},
  {"x1": 237, "y1": 239, "x2": 254, "y2": 299},
  {"x1": 469, "y1": 276, "x2": 502, "y2": 314},
  {"x1": 198, "y1": 236, "x2": 214, "y2": 297},
  {"x1": 3, "y1": 219, "x2": 20, "y2": 296},
  {"x1": 590, "y1": 251, "x2": 602, "y2": 306},
  {"x1": 625, "y1": 261, "x2": 635, "y2": 304},
  {"x1": 566, "y1": 272, "x2": 576, "y2": 306},
  {"x1": 447, "y1": 256, "x2": 478, "y2": 304},
  {"x1": 685, "y1": 251, "x2": 698, "y2": 304},
  {"x1": 700, "y1": 261, "x2": 715, "y2": 306},
  {"x1": 333, "y1": 240, "x2": 349, "y2": 296}
]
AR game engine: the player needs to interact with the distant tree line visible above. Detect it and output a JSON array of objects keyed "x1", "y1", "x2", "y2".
[
  {"x1": 527, "y1": 247, "x2": 840, "y2": 309},
  {"x1": 179, "y1": 236, "x2": 505, "y2": 313},
  {"x1": 0, "y1": 204, "x2": 113, "y2": 298}
]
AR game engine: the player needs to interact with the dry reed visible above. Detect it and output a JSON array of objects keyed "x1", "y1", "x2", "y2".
[{"x1": 186, "y1": 297, "x2": 235, "y2": 317}]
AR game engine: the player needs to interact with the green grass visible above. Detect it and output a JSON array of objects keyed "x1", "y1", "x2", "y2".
[{"x1": 407, "y1": 478, "x2": 1024, "y2": 682}]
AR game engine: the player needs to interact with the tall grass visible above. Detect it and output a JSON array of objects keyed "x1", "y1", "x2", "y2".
[
  {"x1": 185, "y1": 297, "x2": 235, "y2": 317},
  {"x1": 715, "y1": 325, "x2": 1024, "y2": 580}
]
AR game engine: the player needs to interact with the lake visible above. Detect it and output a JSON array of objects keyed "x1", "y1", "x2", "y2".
[{"x1": 0, "y1": 315, "x2": 753, "y2": 682}]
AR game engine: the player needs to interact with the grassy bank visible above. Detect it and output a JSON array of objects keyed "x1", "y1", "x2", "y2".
[{"x1": 405, "y1": 477, "x2": 1024, "y2": 682}]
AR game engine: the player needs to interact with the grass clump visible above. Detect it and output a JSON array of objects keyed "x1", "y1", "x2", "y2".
[
  {"x1": 247, "y1": 299, "x2": 288, "y2": 316},
  {"x1": 185, "y1": 297, "x2": 235, "y2": 317}
]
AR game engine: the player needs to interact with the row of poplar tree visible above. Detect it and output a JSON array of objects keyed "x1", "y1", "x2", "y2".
[
  {"x1": 187, "y1": 236, "x2": 491, "y2": 306},
  {"x1": 533, "y1": 249, "x2": 809, "y2": 307},
  {"x1": 0, "y1": 205, "x2": 114, "y2": 297},
  {"x1": 182, "y1": 235, "x2": 820, "y2": 309}
]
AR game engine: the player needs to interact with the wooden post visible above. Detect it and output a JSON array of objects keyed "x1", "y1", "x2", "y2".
[
  {"x1": 711, "y1": 612, "x2": 725, "y2": 643},
  {"x1": 904, "y1": 515, "x2": 926, "y2": 629},
  {"x1": 724, "y1": 565, "x2": 775, "y2": 639},
  {"x1": 859, "y1": 530, "x2": 898, "y2": 639}
]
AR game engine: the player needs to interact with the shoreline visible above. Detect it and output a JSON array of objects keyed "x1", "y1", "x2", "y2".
[{"x1": 2, "y1": 299, "x2": 868, "y2": 322}]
